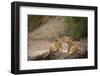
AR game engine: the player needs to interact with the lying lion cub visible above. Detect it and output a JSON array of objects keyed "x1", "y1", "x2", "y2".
[
  {"x1": 49, "y1": 39, "x2": 62, "y2": 52},
  {"x1": 63, "y1": 36, "x2": 81, "y2": 55}
]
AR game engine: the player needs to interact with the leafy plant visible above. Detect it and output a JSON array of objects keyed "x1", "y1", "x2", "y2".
[{"x1": 64, "y1": 16, "x2": 88, "y2": 40}]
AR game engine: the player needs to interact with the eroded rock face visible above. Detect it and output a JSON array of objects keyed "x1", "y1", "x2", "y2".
[{"x1": 29, "y1": 17, "x2": 65, "y2": 40}]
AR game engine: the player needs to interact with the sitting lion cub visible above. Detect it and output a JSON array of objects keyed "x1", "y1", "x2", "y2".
[
  {"x1": 63, "y1": 36, "x2": 81, "y2": 55},
  {"x1": 49, "y1": 39, "x2": 62, "y2": 52}
]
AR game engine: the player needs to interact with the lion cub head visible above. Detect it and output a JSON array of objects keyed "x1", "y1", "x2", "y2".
[
  {"x1": 49, "y1": 38, "x2": 62, "y2": 52},
  {"x1": 63, "y1": 36, "x2": 72, "y2": 44},
  {"x1": 63, "y1": 36, "x2": 81, "y2": 55}
]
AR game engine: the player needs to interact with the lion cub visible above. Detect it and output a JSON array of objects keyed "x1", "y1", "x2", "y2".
[
  {"x1": 63, "y1": 36, "x2": 81, "y2": 55},
  {"x1": 49, "y1": 39, "x2": 62, "y2": 52}
]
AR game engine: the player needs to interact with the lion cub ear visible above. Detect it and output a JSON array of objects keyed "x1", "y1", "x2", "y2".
[
  {"x1": 68, "y1": 36, "x2": 71, "y2": 39},
  {"x1": 63, "y1": 36, "x2": 67, "y2": 39},
  {"x1": 63, "y1": 36, "x2": 71, "y2": 39}
]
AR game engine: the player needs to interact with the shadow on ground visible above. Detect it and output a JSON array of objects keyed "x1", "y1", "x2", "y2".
[{"x1": 28, "y1": 50, "x2": 87, "y2": 61}]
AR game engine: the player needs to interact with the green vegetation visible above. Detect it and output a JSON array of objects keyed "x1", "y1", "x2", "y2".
[{"x1": 64, "y1": 16, "x2": 88, "y2": 40}]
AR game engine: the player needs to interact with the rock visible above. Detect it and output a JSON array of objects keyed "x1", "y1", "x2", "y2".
[{"x1": 28, "y1": 49, "x2": 87, "y2": 60}]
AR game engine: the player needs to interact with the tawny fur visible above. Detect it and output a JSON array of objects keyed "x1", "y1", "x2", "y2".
[
  {"x1": 49, "y1": 39, "x2": 62, "y2": 52},
  {"x1": 63, "y1": 36, "x2": 81, "y2": 55}
]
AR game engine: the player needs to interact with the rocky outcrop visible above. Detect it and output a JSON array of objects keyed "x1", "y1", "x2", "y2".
[{"x1": 28, "y1": 16, "x2": 65, "y2": 40}]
